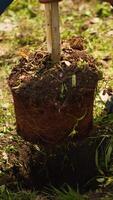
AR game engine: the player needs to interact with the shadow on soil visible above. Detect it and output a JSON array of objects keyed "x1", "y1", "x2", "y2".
[{"x1": 2, "y1": 134, "x2": 103, "y2": 193}]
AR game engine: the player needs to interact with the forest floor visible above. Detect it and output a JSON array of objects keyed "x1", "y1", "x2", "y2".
[{"x1": 0, "y1": 0, "x2": 113, "y2": 199}]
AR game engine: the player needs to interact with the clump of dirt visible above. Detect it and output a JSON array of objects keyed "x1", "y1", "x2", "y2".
[
  {"x1": 1, "y1": 125, "x2": 113, "y2": 192},
  {"x1": 0, "y1": 135, "x2": 99, "y2": 191},
  {"x1": 8, "y1": 37, "x2": 99, "y2": 147}
]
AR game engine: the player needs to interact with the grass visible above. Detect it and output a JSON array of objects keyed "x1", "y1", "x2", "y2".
[
  {"x1": 0, "y1": 185, "x2": 37, "y2": 200},
  {"x1": 46, "y1": 186, "x2": 88, "y2": 200},
  {"x1": 0, "y1": 0, "x2": 113, "y2": 199}
]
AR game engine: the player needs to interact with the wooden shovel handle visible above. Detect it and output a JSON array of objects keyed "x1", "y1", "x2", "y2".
[{"x1": 39, "y1": 0, "x2": 61, "y2": 63}]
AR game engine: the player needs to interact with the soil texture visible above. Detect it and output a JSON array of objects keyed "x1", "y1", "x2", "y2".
[{"x1": 8, "y1": 37, "x2": 99, "y2": 146}]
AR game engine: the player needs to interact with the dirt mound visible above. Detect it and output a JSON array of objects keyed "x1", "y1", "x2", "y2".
[{"x1": 8, "y1": 37, "x2": 99, "y2": 147}]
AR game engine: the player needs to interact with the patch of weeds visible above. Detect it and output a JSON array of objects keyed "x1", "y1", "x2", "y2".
[
  {"x1": 95, "y1": 135, "x2": 113, "y2": 173},
  {"x1": 16, "y1": 18, "x2": 44, "y2": 47},
  {"x1": 46, "y1": 186, "x2": 88, "y2": 200},
  {"x1": 99, "y1": 114, "x2": 113, "y2": 126},
  {"x1": 96, "y1": 2, "x2": 113, "y2": 18},
  {"x1": 93, "y1": 134, "x2": 113, "y2": 190},
  {"x1": 0, "y1": 185, "x2": 37, "y2": 200}
]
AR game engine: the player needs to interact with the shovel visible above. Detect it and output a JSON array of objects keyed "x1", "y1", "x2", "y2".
[
  {"x1": 39, "y1": 0, "x2": 62, "y2": 63},
  {"x1": 0, "y1": 0, "x2": 61, "y2": 63},
  {"x1": 0, "y1": 0, "x2": 13, "y2": 15}
]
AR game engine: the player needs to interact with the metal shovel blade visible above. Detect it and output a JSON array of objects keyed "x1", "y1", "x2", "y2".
[{"x1": 0, "y1": 0, "x2": 13, "y2": 15}]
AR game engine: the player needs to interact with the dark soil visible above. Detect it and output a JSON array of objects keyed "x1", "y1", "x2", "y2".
[
  {"x1": 1, "y1": 127, "x2": 111, "y2": 193},
  {"x1": 8, "y1": 37, "x2": 99, "y2": 147},
  {"x1": 5, "y1": 36, "x2": 100, "y2": 194},
  {"x1": 0, "y1": 132, "x2": 100, "y2": 191}
]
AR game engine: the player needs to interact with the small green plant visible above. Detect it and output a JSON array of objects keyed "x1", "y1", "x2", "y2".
[
  {"x1": 69, "y1": 111, "x2": 87, "y2": 138},
  {"x1": 77, "y1": 59, "x2": 88, "y2": 69},
  {"x1": 48, "y1": 186, "x2": 88, "y2": 200},
  {"x1": 95, "y1": 135, "x2": 113, "y2": 188},
  {"x1": 60, "y1": 83, "x2": 68, "y2": 99},
  {"x1": 96, "y1": 2, "x2": 113, "y2": 17},
  {"x1": 0, "y1": 185, "x2": 37, "y2": 200},
  {"x1": 95, "y1": 135, "x2": 113, "y2": 174}
]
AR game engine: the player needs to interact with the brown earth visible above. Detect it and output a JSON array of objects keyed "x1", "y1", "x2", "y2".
[
  {"x1": 0, "y1": 131, "x2": 100, "y2": 191},
  {"x1": 8, "y1": 37, "x2": 99, "y2": 147}
]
